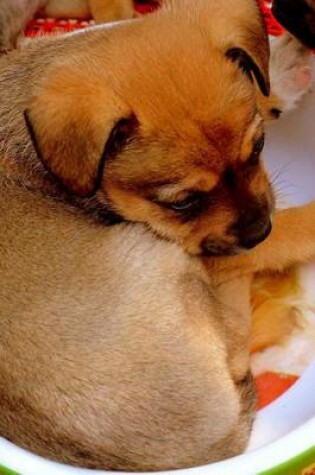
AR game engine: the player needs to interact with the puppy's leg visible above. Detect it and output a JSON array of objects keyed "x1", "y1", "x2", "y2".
[
  {"x1": 259, "y1": 34, "x2": 312, "y2": 121},
  {"x1": 205, "y1": 204, "x2": 315, "y2": 351},
  {"x1": 42, "y1": 0, "x2": 90, "y2": 19},
  {"x1": 0, "y1": 0, "x2": 45, "y2": 51},
  {"x1": 210, "y1": 202, "x2": 315, "y2": 275},
  {"x1": 251, "y1": 202, "x2": 315, "y2": 273},
  {"x1": 89, "y1": 0, "x2": 134, "y2": 22}
]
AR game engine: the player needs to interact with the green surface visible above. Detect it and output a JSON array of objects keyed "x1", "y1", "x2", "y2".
[
  {"x1": 0, "y1": 447, "x2": 314, "y2": 475},
  {"x1": 259, "y1": 446, "x2": 315, "y2": 475},
  {"x1": 0, "y1": 465, "x2": 19, "y2": 475}
]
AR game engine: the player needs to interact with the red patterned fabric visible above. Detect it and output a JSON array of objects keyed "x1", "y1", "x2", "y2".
[
  {"x1": 25, "y1": 18, "x2": 92, "y2": 37},
  {"x1": 260, "y1": 0, "x2": 283, "y2": 36},
  {"x1": 25, "y1": 0, "x2": 284, "y2": 38}
]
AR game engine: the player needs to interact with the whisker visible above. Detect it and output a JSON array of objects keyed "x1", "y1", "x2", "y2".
[{"x1": 269, "y1": 162, "x2": 292, "y2": 186}]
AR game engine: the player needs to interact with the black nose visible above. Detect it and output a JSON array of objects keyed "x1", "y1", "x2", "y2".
[
  {"x1": 231, "y1": 201, "x2": 272, "y2": 250},
  {"x1": 238, "y1": 219, "x2": 272, "y2": 249}
]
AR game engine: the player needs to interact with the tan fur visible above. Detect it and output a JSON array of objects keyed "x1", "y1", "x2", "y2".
[
  {"x1": 0, "y1": 0, "x2": 134, "y2": 50},
  {"x1": 89, "y1": 0, "x2": 134, "y2": 22},
  {"x1": 41, "y1": 0, "x2": 91, "y2": 19},
  {"x1": 42, "y1": 0, "x2": 135, "y2": 22},
  {"x1": 0, "y1": 182, "x2": 256, "y2": 470},
  {"x1": 0, "y1": 0, "x2": 314, "y2": 471}
]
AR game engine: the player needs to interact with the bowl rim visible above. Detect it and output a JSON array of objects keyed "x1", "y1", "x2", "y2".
[{"x1": 0, "y1": 365, "x2": 314, "y2": 475}]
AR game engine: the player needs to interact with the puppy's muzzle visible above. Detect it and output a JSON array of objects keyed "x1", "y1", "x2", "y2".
[
  {"x1": 237, "y1": 218, "x2": 272, "y2": 249},
  {"x1": 232, "y1": 203, "x2": 272, "y2": 250},
  {"x1": 201, "y1": 202, "x2": 272, "y2": 256}
]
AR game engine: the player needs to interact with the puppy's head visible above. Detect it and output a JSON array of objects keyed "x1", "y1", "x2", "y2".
[
  {"x1": 272, "y1": 0, "x2": 315, "y2": 48},
  {"x1": 25, "y1": 0, "x2": 274, "y2": 256}
]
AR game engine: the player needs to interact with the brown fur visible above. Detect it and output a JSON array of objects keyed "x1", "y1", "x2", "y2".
[
  {"x1": 3, "y1": 0, "x2": 273, "y2": 256},
  {"x1": 0, "y1": 0, "x2": 314, "y2": 471}
]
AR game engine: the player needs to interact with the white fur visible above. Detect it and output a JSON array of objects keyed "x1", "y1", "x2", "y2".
[{"x1": 269, "y1": 33, "x2": 313, "y2": 113}]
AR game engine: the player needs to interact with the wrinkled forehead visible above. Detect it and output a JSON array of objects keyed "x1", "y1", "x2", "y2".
[
  {"x1": 123, "y1": 74, "x2": 256, "y2": 170},
  {"x1": 112, "y1": 53, "x2": 255, "y2": 142},
  {"x1": 145, "y1": 116, "x2": 259, "y2": 172},
  {"x1": 104, "y1": 38, "x2": 259, "y2": 172}
]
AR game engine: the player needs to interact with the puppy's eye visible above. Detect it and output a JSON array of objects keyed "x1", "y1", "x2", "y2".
[
  {"x1": 248, "y1": 135, "x2": 265, "y2": 166},
  {"x1": 161, "y1": 194, "x2": 202, "y2": 213}
]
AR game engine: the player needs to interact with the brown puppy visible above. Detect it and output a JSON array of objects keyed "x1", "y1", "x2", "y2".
[
  {"x1": 3, "y1": 0, "x2": 273, "y2": 257},
  {"x1": 0, "y1": 0, "x2": 314, "y2": 471}
]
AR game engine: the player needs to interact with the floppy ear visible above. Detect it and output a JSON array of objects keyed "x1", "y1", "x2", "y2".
[
  {"x1": 222, "y1": 0, "x2": 270, "y2": 96},
  {"x1": 225, "y1": 46, "x2": 270, "y2": 96},
  {"x1": 25, "y1": 68, "x2": 136, "y2": 197}
]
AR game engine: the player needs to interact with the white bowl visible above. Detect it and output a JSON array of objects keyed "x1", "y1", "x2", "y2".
[{"x1": 0, "y1": 61, "x2": 314, "y2": 475}]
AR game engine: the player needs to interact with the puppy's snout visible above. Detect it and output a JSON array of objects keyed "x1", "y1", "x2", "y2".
[
  {"x1": 232, "y1": 203, "x2": 272, "y2": 250},
  {"x1": 238, "y1": 219, "x2": 272, "y2": 249}
]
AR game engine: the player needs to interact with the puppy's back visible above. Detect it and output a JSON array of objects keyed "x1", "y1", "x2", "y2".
[{"x1": 0, "y1": 182, "x2": 252, "y2": 470}]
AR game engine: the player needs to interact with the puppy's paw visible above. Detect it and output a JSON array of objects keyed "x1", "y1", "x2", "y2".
[
  {"x1": 90, "y1": 0, "x2": 135, "y2": 23},
  {"x1": 269, "y1": 33, "x2": 312, "y2": 115}
]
